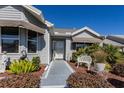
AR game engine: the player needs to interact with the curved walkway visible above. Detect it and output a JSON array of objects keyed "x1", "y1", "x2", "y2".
[{"x1": 40, "y1": 60, "x2": 74, "y2": 88}]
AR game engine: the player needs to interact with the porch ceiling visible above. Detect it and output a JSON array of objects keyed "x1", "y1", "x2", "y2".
[
  {"x1": 0, "y1": 19, "x2": 45, "y2": 34},
  {"x1": 72, "y1": 37, "x2": 102, "y2": 43}
]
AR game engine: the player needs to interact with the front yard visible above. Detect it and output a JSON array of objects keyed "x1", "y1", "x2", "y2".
[
  {"x1": 0, "y1": 57, "x2": 46, "y2": 88},
  {"x1": 66, "y1": 44, "x2": 124, "y2": 88},
  {"x1": 68, "y1": 62, "x2": 124, "y2": 88}
]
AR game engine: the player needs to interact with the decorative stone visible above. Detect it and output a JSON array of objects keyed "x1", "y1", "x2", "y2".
[{"x1": 0, "y1": 76, "x2": 6, "y2": 80}]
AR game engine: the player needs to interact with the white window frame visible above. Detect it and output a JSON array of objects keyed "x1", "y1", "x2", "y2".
[
  {"x1": 0, "y1": 27, "x2": 20, "y2": 54},
  {"x1": 27, "y1": 30, "x2": 38, "y2": 54}
]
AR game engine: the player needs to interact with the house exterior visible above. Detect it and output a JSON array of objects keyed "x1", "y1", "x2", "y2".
[
  {"x1": 103, "y1": 35, "x2": 124, "y2": 52},
  {"x1": 0, "y1": 5, "x2": 123, "y2": 65},
  {"x1": 0, "y1": 5, "x2": 51, "y2": 64}
]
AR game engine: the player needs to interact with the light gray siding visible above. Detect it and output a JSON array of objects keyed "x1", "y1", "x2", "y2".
[
  {"x1": 65, "y1": 38, "x2": 72, "y2": 61},
  {"x1": 73, "y1": 30, "x2": 96, "y2": 38},
  {"x1": 0, "y1": 6, "x2": 23, "y2": 20},
  {"x1": 20, "y1": 28, "x2": 27, "y2": 52},
  {"x1": 0, "y1": 5, "x2": 46, "y2": 29},
  {"x1": 39, "y1": 30, "x2": 50, "y2": 64},
  {"x1": 0, "y1": 5, "x2": 49, "y2": 64}
]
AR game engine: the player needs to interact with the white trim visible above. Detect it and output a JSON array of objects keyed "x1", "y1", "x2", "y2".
[
  {"x1": 0, "y1": 27, "x2": 1, "y2": 53},
  {"x1": 47, "y1": 29, "x2": 50, "y2": 64},
  {"x1": 22, "y1": 5, "x2": 45, "y2": 23},
  {"x1": 45, "y1": 20, "x2": 54, "y2": 28},
  {"x1": 1, "y1": 38, "x2": 19, "y2": 40},
  {"x1": 22, "y1": 5, "x2": 41, "y2": 15},
  {"x1": 18, "y1": 27, "x2": 21, "y2": 54},
  {"x1": 41, "y1": 85, "x2": 65, "y2": 88},
  {"x1": 41, "y1": 61, "x2": 54, "y2": 79},
  {"x1": 72, "y1": 26, "x2": 100, "y2": 37}
]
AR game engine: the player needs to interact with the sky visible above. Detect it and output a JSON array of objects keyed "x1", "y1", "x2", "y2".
[{"x1": 34, "y1": 5, "x2": 124, "y2": 35}]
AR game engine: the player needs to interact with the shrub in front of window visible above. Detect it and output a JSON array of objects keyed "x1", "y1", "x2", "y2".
[
  {"x1": 111, "y1": 63, "x2": 124, "y2": 77},
  {"x1": 71, "y1": 48, "x2": 86, "y2": 62},
  {"x1": 85, "y1": 44, "x2": 100, "y2": 55},
  {"x1": 32, "y1": 56, "x2": 41, "y2": 70},
  {"x1": 9, "y1": 60, "x2": 37, "y2": 74},
  {"x1": 66, "y1": 72, "x2": 113, "y2": 88}
]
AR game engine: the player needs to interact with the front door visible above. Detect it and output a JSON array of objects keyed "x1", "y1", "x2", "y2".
[{"x1": 53, "y1": 40, "x2": 65, "y2": 59}]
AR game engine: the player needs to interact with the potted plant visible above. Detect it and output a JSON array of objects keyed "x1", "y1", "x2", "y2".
[{"x1": 92, "y1": 50, "x2": 107, "y2": 72}]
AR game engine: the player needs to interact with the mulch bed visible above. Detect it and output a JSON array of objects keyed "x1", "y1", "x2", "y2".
[
  {"x1": 0, "y1": 64, "x2": 46, "y2": 78},
  {"x1": 68, "y1": 62, "x2": 124, "y2": 88},
  {"x1": 0, "y1": 65, "x2": 46, "y2": 88}
]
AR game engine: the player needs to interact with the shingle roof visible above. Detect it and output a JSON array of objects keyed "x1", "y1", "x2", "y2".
[
  {"x1": 53, "y1": 28, "x2": 76, "y2": 33},
  {"x1": 106, "y1": 35, "x2": 124, "y2": 44},
  {"x1": 103, "y1": 39, "x2": 124, "y2": 47},
  {"x1": 112, "y1": 35, "x2": 124, "y2": 39},
  {"x1": 72, "y1": 37, "x2": 102, "y2": 43}
]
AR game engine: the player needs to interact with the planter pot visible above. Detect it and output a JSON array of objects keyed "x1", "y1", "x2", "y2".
[{"x1": 96, "y1": 63, "x2": 105, "y2": 72}]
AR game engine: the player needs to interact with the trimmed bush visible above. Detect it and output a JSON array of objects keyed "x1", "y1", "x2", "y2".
[
  {"x1": 111, "y1": 63, "x2": 124, "y2": 77},
  {"x1": 66, "y1": 72, "x2": 113, "y2": 88},
  {"x1": 0, "y1": 74, "x2": 40, "y2": 88},
  {"x1": 32, "y1": 56, "x2": 41, "y2": 70},
  {"x1": 9, "y1": 60, "x2": 37, "y2": 74}
]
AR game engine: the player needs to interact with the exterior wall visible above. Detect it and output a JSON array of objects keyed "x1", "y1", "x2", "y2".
[
  {"x1": 0, "y1": 6, "x2": 23, "y2": 20},
  {"x1": 0, "y1": 27, "x2": 38, "y2": 60},
  {"x1": 73, "y1": 30, "x2": 96, "y2": 38},
  {"x1": 0, "y1": 5, "x2": 46, "y2": 29},
  {"x1": 0, "y1": 28, "x2": 50, "y2": 65},
  {"x1": 38, "y1": 29, "x2": 50, "y2": 64},
  {"x1": 0, "y1": 5, "x2": 49, "y2": 64},
  {"x1": 65, "y1": 38, "x2": 72, "y2": 61}
]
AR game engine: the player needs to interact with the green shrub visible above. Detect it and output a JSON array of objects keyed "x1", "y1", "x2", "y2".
[
  {"x1": 103, "y1": 45, "x2": 121, "y2": 65},
  {"x1": 72, "y1": 52, "x2": 78, "y2": 62},
  {"x1": 9, "y1": 60, "x2": 37, "y2": 74},
  {"x1": 66, "y1": 72, "x2": 113, "y2": 88},
  {"x1": 105, "y1": 63, "x2": 112, "y2": 72},
  {"x1": 0, "y1": 74, "x2": 40, "y2": 88},
  {"x1": 85, "y1": 44, "x2": 100, "y2": 55},
  {"x1": 111, "y1": 63, "x2": 124, "y2": 77},
  {"x1": 72, "y1": 48, "x2": 87, "y2": 62},
  {"x1": 32, "y1": 56, "x2": 41, "y2": 70}
]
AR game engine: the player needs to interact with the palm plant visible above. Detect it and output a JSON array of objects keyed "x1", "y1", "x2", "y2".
[
  {"x1": 85, "y1": 44, "x2": 100, "y2": 55},
  {"x1": 9, "y1": 60, "x2": 37, "y2": 74},
  {"x1": 103, "y1": 44, "x2": 121, "y2": 65}
]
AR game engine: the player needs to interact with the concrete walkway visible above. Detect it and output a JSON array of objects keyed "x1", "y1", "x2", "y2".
[{"x1": 40, "y1": 60, "x2": 74, "y2": 88}]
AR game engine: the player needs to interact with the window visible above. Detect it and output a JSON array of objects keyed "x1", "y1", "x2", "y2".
[
  {"x1": 1, "y1": 27, "x2": 19, "y2": 53},
  {"x1": 28, "y1": 30, "x2": 37, "y2": 53},
  {"x1": 72, "y1": 43, "x2": 92, "y2": 50}
]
